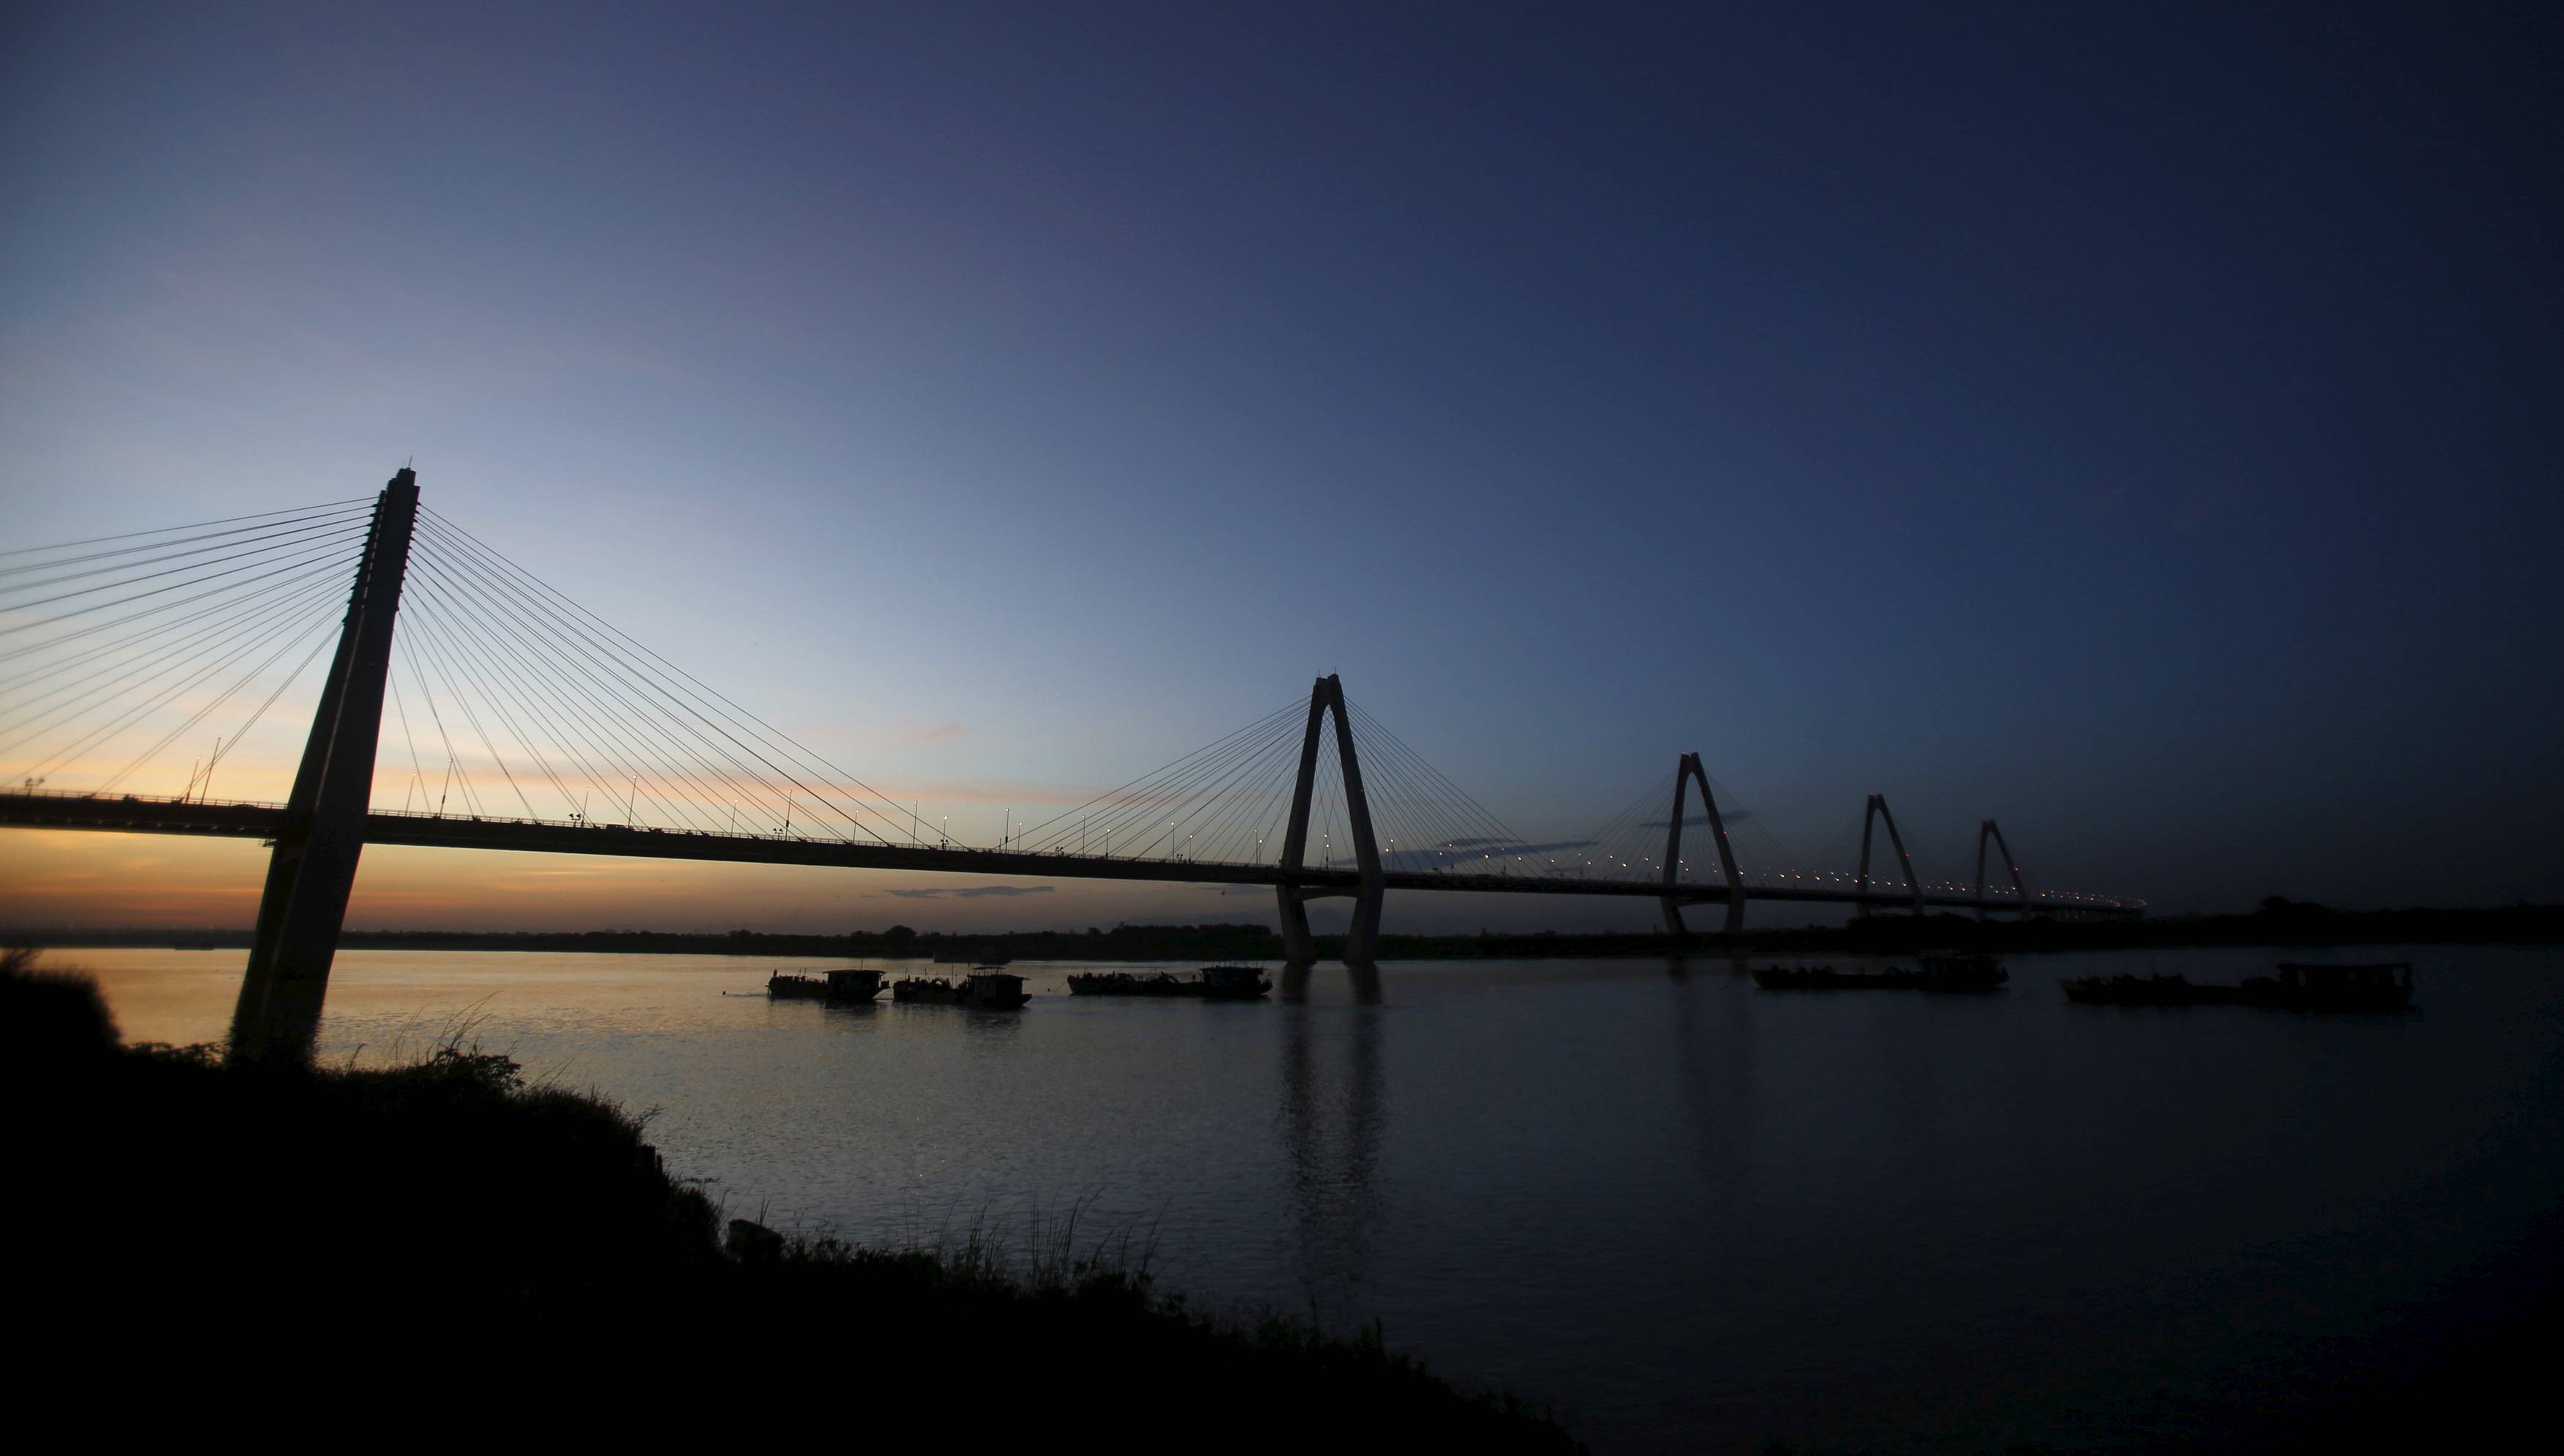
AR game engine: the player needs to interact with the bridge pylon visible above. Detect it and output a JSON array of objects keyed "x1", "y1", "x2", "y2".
[
  {"x1": 229, "y1": 469, "x2": 418, "y2": 1061},
  {"x1": 1275, "y1": 674, "x2": 1384, "y2": 966},
  {"x1": 1853, "y1": 792, "x2": 1927, "y2": 916},
  {"x1": 1972, "y1": 818, "x2": 2028, "y2": 919},
  {"x1": 1659, "y1": 752, "x2": 1746, "y2": 936}
]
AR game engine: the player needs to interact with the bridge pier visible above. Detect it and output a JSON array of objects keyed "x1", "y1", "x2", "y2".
[
  {"x1": 1275, "y1": 675, "x2": 1385, "y2": 967},
  {"x1": 1659, "y1": 751, "x2": 1746, "y2": 937},
  {"x1": 1278, "y1": 886, "x2": 1314, "y2": 963},
  {"x1": 1973, "y1": 818, "x2": 2028, "y2": 918},
  {"x1": 229, "y1": 469, "x2": 418, "y2": 1062},
  {"x1": 1853, "y1": 792, "x2": 1927, "y2": 915}
]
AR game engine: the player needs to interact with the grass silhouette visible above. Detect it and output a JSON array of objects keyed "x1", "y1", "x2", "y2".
[{"x1": 4, "y1": 948, "x2": 1579, "y2": 1449}]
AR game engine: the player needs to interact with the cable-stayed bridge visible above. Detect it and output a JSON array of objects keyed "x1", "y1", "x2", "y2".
[{"x1": 0, "y1": 472, "x2": 2141, "y2": 1055}]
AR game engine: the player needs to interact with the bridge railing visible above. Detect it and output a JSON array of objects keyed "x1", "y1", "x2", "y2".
[{"x1": 0, "y1": 788, "x2": 2146, "y2": 908}]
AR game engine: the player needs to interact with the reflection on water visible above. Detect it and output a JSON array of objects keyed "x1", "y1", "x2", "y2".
[
  {"x1": 1670, "y1": 957, "x2": 1756, "y2": 1215},
  {"x1": 1280, "y1": 989, "x2": 1384, "y2": 1325},
  {"x1": 1281, "y1": 959, "x2": 1382, "y2": 1003},
  {"x1": 56, "y1": 943, "x2": 2564, "y2": 1454}
]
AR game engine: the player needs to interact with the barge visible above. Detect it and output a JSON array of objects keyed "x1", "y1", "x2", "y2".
[
  {"x1": 894, "y1": 966, "x2": 1032, "y2": 1009},
  {"x1": 1753, "y1": 954, "x2": 2007, "y2": 992},
  {"x1": 1066, "y1": 965, "x2": 1272, "y2": 1000},
  {"x1": 766, "y1": 970, "x2": 830, "y2": 1000},
  {"x1": 2062, "y1": 961, "x2": 2413, "y2": 1011},
  {"x1": 769, "y1": 968, "x2": 889, "y2": 1003}
]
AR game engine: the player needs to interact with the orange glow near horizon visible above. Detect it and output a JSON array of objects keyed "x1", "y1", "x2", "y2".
[{"x1": 0, "y1": 828, "x2": 1254, "y2": 935}]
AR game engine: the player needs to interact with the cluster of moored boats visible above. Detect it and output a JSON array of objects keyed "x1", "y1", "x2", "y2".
[
  {"x1": 1746, "y1": 953, "x2": 2417, "y2": 1011},
  {"x1": 771, "y1": 954, "x2": 2416, "y2": 1014},
  {"x1": 1752, "y1": 954, "x2": 2008, "y2": 992},
  {"x1": 2058, "y1": 961, "x2": 2413, "y2": 1011},
  {"x1": 1067, "y1": 965, "x2": 1271, "y2": 1000},
  {"x1": 766, "y1": 965, "x2": 1031, "y2": 1008},
  {"x1": 765, "y1": 962, "x2": 1271, "y2": 1009}
]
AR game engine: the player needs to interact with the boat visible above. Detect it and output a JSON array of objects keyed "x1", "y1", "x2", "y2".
[
  {"x1": 1752, "y1": 956, "x2": 2007, "y2": 992},
  {"x1": 1917, "y1": 953, "x2": 2007, "y2": 989},
  {"x1": 2058, "y1": 972, "x2": 2212, "y2": 1006},
  {"x1": 823, "y1": 968, "x2": 888, "y2": 1005},
  {"x1": 766, "y1": 970, "x2": 830, "y2": 1000},
  {"x1": 2062, "y1": 962, "x2": 2412, "y2": 1011},
  {"x1": 1066, "y1": 965, "x2": 1272, "y2": 1000},
  {"x1": 893, "y1": 965, "x2": 1031, "y2": 1009}
]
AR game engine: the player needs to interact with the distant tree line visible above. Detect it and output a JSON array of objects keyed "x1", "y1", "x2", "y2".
[
  {"x1": 12, "y1": 899, "x2": 2558, "y2": 958},
  {"x1": 9, "y1": 920, "x2": 1287, "y2": 962}
]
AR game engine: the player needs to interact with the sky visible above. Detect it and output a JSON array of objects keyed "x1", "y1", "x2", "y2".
[{"x1": 2, "y1": 1, "x2": 2557, "y2": 933}]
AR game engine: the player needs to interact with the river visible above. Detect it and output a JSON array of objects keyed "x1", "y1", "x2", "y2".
[{"x1": 64, "y1": 943, "x2": 2564, "y2": 1452}]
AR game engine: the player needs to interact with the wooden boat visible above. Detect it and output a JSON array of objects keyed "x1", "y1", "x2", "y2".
[
  {"x1": 1066, "y1": 965, "x2": 1272, "y2": 1000},
  {"x1": 823, "y1": 968, "x2": 888, "y2": 1004},
  {"x1": 1916, "y1": 953, "x2": 2007, "y2": 989},
  {"x1": 2059, "y1": 972, "x2": 2213, "y2": 1006},
  {"x1": 1753, "y1": 955, "x2": 2007, "y2": 992},
  {"x1": 894, "y1": 966, "x2": 1031, "y2": 1009},
  {"x1": 766, "y1": 970, "x2": 830, "y2": 1000},
  {"x1": 2063, "y1": 961, "x2": 2412, "y2": 1011}
]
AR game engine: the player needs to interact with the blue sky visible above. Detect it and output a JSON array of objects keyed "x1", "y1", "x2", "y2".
[{"x1": 3, "y1": 1, "x2": 2557, "y2": 929}]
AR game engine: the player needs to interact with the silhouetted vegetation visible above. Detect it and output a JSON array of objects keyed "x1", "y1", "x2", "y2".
[{"x1": 2, "y1": 949, "x2": 1578, "y2": 1448}]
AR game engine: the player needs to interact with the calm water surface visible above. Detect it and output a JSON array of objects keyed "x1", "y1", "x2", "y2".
[{"x1": 75, "y1": 945, "x2": 2564, "y2": 1452}]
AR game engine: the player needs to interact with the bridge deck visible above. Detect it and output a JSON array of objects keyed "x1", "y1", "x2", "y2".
[{"x1": 0, "y1": 792, "x2": 2144, "y2": 915}]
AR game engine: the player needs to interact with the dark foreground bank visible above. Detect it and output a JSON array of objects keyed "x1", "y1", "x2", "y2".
[{"x1": 2, "y1": 951, "x2": 1579, "y2": 1449}]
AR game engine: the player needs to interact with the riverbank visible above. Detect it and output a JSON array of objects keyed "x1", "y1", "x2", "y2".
[{"x1": 3, "y1": 951, "x2": 1580, "y2": 1448}]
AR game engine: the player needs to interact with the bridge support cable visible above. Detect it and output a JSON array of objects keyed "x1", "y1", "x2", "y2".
[
  {"x1": 0, "y1": 574, "x2": 344, "y2": 769},
  {"x1": 1333, "y1": 701, "x2": 1500, "y2": 877},
  {"x1": 393, "y1": 585, "x2": 586, "y2": 824},
  {"x1": 0, "y1": 497, "x2": 371, "y2": 563},
  {"x1": 1276, "y1": 675, "x2": 1383, "y2": 965},
  {"x1": 1012, "y1": 697, "x2": 1311, "y2": 863},
  {"x1": 1338, "y1": 698, "x2": 1552, "y2": 880},
  {"x1": 0, "y1": 509, "x2": 374, "y2": 643},
  {"x1": 402, "y1": 519, "x2": 807, "y2": 833},
  {"x1": 11, "y1": 603, "x2": 339, "y2": 790},
  {"x1": 0, "y1": 542, "x2": 360, "y2": 710},
  {"x1": 395, "y1": 531, "x2": 818, "y2": 837},
  {"x1": 0, "y1": 505, "x2": 372, "y2": 795},
  {"x1": 1659, "y1": 752, "x2": 1747, "y2": 936},
  {"x1": 90, "y1": 612, "x2": 344, "y2": 797},
  {"x1": 1973, "y1": 818, "x2": 2028, "y2": 918},
  {"x1": 1571, "y1": 760, "x2": 1806, "y2": 893},
  {"x1": 0, "y1": 506, "x2": 369, "y2": 603},
  {"x1": 232, "y1": 470, "x2": 420, "y2": 1063},
  {"x1": 409, "y1": 508, "x2": 939, "y2": 845},
  {"x1": 1574, "y1": 768, "x2": 1677, "y2": 880},
  {"x1": 393, "y1": 538, "x2": 795, "y2": 839},
  {"x1": 399, "y1": 522, "x2": 785, "y2": 833},
  {"x1": 1853, "y1": 792, "x2": 1928, "y2": 915}
]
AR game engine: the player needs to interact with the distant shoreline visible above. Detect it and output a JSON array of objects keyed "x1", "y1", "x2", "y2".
[{"x1": 13, "y1": 901, "x2": 2560, "y2": 960}]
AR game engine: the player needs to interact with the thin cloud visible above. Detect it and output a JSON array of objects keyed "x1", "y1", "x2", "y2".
[
  {"x1": 1639, "y1": 810, "x2": 1755, "y2": 828},
  {"x1": 1381, "y1": 841, "x2": 1593, "y2": 871}
]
